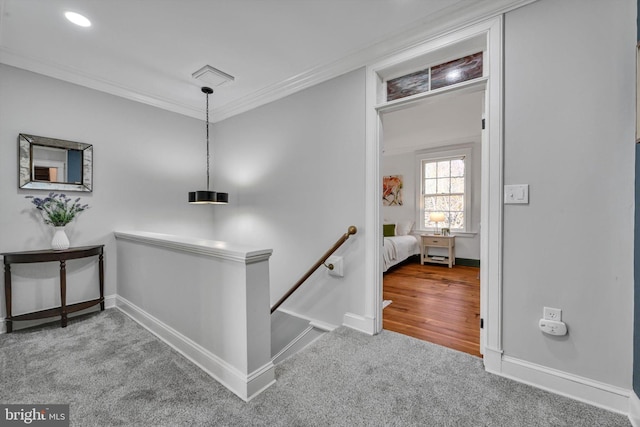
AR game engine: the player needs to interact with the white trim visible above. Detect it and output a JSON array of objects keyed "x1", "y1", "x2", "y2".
[
  {"x1": 115, "y1": 295, "x2": 275, "y2": 402},
  {"x1": 629, "y1": 391, "x2": 640, "y2": 426},
  {"x1": 366, "y1": 18, "x2": 504, "y2": 363},
  {"x1": 479, "y1": 13, "x2": 504, "y2": 363},
  {"x1": 414, "y1": 144, "x2": 473, "y2": 233},
  {"x1": 376, "y1": 77, "x2": 488, "y2": 112},
  {"x1": 499, "y1": 355, "x2": 631, "y2": 416},
  {"x1": 276, "y1": 307, "x2": 338, "y2": 332},
  {"x1": 481, "y1": 345, "x2": 504, "y2": 373},
  {"x1": 214, "y1": 1, "x2": 535, "y2": 122},
  {"x1": 0, "y1": 1, "x2": 536, "y2": 122},
  {"x1": 114, "y1": 231, "x2": 272, "y2": 264},
  {"x1": 342, "y1": 312, "x2": 376, "y2": 335},
  {"x1": 0, "y1": 47, "x2": 202, "y2": 119},
  {"x1": 271, "y1": 324, "x2": 326, "y2": 365},
  {"x1": 365, "y1": 59, "x2": 384, "y2": 335},
  {"x1": 104, "y1": 294, "x2": 117, "y2": 309}
]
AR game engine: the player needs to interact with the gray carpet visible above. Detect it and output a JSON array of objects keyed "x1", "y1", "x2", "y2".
[{"x1": 0, "y1": 309, "x2": 630, "y2": 426}]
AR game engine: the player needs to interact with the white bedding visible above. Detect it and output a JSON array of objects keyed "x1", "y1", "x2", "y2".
[{"x1": 383, "y1": 235, "x2": 420, "y2": 272}]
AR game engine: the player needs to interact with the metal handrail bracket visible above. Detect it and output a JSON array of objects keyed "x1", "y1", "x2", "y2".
[{"x1": 270, "y1": 226, "x2": 357, "y2": 314}]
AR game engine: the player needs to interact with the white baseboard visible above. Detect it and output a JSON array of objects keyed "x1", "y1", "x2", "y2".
[
  {"x1": 342, "y1": 312, "x2": 376, "y2": 335},
  {"x1": 498, "y1": 355, "x2": 630, "y2": 416},
  {"x1": 272, "y1": 324, "x2": 326, "y2": 365},
  {"x1": 481, "y1": 345, "x2": 503, "y2": 373},
  {"x1": 276, "y1": 307, "x2": 338, "y2": 332},
  {"x1": 115, "y1": 295, "x2": 275, "y2": 402},
  {"x1": 629, "y1": 390, "x2": 640, "y2": 427},
  {"x1": 104, "y1": 294, "x2": 117, "y2": 309}
]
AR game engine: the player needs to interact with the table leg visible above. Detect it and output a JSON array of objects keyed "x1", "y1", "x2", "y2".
[
  {"x1": 99, "y1": 253, "x2": 104, "y2": 311},
  {"x1": 4, "y1": 263, "x2": 12, "y2": 333},
  {"x1": 60, "y1": 260, "x2": 67, "y2": 328}
]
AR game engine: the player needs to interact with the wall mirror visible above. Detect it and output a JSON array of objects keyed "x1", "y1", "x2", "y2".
[{"x1": 19, "y1": 133, "x2": 93, "y2": 192}]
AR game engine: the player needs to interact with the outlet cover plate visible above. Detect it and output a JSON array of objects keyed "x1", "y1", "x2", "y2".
[{"x1": 543, "y1": 307, "x2": 561, "y2": 321}]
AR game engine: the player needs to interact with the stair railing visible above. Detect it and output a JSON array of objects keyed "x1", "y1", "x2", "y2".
[{"x1": 270, "y1": 225, "x2": 357, "y2": 314}]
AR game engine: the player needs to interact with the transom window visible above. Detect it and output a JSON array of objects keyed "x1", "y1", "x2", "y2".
[
  {"x1": 418, "y1": 147, "x2": 471, "y2": 232},
  {"x1": 386, "y1": 52, "x2": 483, "y2": 102}
]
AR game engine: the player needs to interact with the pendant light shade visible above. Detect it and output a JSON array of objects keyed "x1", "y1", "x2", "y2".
[
  {"x1": 189, "y1": 86, "x2": 228, "y2": 204},
  {"x1": 188, "y1": 191, "x2": 229, "y2": 204}
]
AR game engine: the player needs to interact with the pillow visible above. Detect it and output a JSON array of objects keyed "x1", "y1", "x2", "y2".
[
  {"x1": 395, "y1": 220, "x2": 414, "y2": 236},
  {"x1": 383, "y1": 223, "x2": 396, "y2": 237}
]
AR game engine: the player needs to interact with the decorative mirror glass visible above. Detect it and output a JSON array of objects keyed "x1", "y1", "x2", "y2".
[{"x1": 19, "y1": 134, "x2": 93, "y2": 192}]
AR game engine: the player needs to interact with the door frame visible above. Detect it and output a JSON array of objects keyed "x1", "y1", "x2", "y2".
[{"x1": 362, "y1": 16, "x2": 504, "y2": 369}]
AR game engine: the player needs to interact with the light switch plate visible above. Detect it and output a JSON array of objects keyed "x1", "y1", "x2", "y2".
[{"x1": 504, "y1": 184, "x2": 529, "y2": 204}]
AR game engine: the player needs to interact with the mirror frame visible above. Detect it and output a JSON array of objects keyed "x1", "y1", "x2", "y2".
[{"x1": 19, "y1": 133, "x2": 93, "y2": 192}]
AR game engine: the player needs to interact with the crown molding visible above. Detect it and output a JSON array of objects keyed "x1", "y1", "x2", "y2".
[
  {"x1": 0, "y1": 46, "x2": 202, "y2": 119},
  {"x1": 212, "y1": 0, "x2": 538, "y2": 122},
  {"x1": 0, "y1": 0, "x2": 537, "y2": 123}
]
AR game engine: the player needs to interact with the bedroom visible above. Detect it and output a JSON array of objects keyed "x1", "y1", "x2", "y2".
[{"x1": 381, "y1": 82, "x2": 483, "y2": 357}]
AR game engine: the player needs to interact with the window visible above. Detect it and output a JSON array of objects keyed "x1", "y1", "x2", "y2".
[
  {"x1": 386, "y1": 52, "x2": 483, "y2": 102},
  {"x1": 417, "y1": 147, "x2": 471, "y2": 232}
]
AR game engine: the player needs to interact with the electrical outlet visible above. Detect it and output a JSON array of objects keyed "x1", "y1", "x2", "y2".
[{"x1": 543, "y1": 307, "x2": 561, "y2": 321}]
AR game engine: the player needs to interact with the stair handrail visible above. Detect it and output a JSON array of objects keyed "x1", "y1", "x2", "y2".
[{"x1": 270, "y1": 225, "x2": 357, "y2": 314}]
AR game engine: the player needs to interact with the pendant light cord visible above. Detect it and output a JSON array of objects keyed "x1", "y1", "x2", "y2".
[{"x1": 205, "y1": 90, "x2": 210, "y2": 192}]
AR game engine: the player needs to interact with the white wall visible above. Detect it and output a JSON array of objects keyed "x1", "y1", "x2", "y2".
[
  {"x1": 0, "y1": 65, "x2": 216, "y2": 321},
  {"x1": 381, "y1": 151, "x2": 417, "y2": 227},
  {"x1": 204, "y1": 68, "x2": 367, "y2": 325},
  {"x1": 1, "y1": 0, "x2": 634, "y2": 399},
  {"x1": 502, "y1": 0, "x2": 635, "y2": 388}
]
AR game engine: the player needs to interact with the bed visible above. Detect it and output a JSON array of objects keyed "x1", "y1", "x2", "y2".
[{"x1": 382, "y1": 221, "x2": 420, "y2": 272}]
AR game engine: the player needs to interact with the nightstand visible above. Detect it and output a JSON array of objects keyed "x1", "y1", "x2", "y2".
[{"x1": 420, "y1": 235, "x2": 455, "y2": 268}]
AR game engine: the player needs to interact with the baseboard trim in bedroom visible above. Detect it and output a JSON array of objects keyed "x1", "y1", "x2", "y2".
[{"x1": 455, "y1": 258, "x2": 480, "y2": 267}]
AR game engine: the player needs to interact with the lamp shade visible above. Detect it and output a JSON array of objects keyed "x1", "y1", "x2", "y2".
[
  {"x1": 188, "y1": 191, "x2": 229, "y2": 204},
  {"x1": 429, "y1": 212, "x2": 446, "y2": 223}
]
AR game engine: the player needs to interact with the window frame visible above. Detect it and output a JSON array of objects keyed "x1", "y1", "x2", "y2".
[{"x1": 416, "y1": 145, "x2": 472, "y2": 233}]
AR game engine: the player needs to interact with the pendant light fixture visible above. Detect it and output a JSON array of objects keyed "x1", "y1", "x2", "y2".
[{"x1": 188, "y1": 87, "x2": 229, "y2": 204}]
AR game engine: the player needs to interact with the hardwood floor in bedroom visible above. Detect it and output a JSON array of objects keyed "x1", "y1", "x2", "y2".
[{"x1": 383, "y1": 259, "x2": 481, "y2": 357}]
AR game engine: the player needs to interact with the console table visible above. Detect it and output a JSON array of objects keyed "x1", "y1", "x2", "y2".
[
  {"x1": 2, "y1": 245, "x2": 104, "y2": 333},
  {"x1": 420, "y1": 235, "x2": 455, "y2": 268}
]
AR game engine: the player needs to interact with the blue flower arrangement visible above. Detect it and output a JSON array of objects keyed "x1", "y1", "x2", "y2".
[{"x1": 25, "y1": 192, "x2": 90, "y2": 226}]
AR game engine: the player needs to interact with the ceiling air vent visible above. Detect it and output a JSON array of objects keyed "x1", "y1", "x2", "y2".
[{"x1": 192, "y1": 65, "x2": 235, "y2": 88}]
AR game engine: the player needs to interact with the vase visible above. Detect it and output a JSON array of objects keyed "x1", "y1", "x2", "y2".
[{"x1": 51, "y1": 226, "x2": 70, "y2": 250}]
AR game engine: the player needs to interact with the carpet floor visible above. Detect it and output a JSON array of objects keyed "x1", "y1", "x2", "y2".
[{"x1": 0, "y1": 309, "x2": 630, "y2": 426}]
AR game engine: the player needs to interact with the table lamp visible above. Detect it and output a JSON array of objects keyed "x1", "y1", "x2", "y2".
[{"x1": 429, "y1": 212, "x2": 446, "y2": 235}]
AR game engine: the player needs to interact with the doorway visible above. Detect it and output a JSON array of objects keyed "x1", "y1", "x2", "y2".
[
  {"x1": 363, "y1": 17, "x2": 505, "y2": 369},
  {"x1": 380, "y1": 88, "x2": 484, "y2": 357}
]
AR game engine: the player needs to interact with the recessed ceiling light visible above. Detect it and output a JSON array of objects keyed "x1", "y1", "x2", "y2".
[{"x1": 64, "y1": 11, "x2": 91, "y2": 27}]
